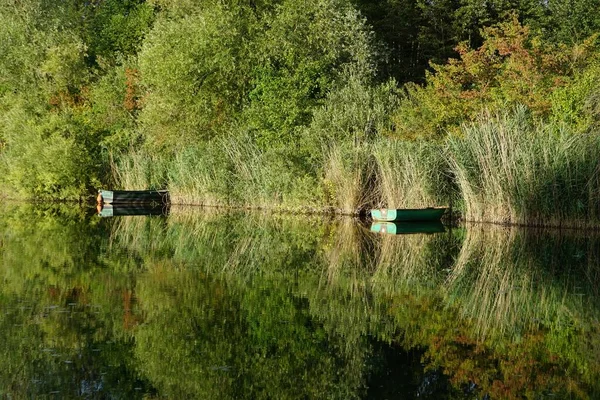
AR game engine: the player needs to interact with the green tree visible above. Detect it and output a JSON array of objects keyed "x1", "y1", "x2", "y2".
[
  {"x1": 80, "y1": 0, "x2": 155, "y2": 65},
  {"x1": 0, "y1": 1, "x2": 155, "y2": 198},
  {"x1": 241, "y1": 0, "x2": 375, "y2": 147},
  {"x1": 138, "y1": 0, "x2": 376, "y2": 151},
  {"x1": 137, "y1": 2, "x2": 253, "y2": 150},
  {"x1": 538, "y1": 0, "x2": 600, "y2": 44}
]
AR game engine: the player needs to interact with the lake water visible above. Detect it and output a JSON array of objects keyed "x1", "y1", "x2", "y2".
[{"x1": 0, "y1": 203, "x2": 599, "y2": 399}]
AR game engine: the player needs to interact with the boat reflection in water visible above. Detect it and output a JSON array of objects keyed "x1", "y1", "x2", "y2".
[
  {"x1": 97, "y1": 203, "x2": 170, "y2": 217},
  {"x1": 370, "y1": 207, "x2": 447, "y2": 222},
  {"x1": 370, "y1": 221, "x2": 446, "y2": 235}
]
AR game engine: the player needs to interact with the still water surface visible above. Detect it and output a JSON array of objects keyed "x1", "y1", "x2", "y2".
[{"x1": 0, "y1": 203, "x2": 599, "y2": 399}]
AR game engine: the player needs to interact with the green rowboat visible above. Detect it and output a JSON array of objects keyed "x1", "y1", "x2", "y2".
[
  {"x1": 97, "y1": 190, "x2": 169, "y2": 205},
  {"x1": 370, "y1": 207, "x2": 447, "y2": 222},
  {"x1": 370, "y1": 221, "x2": 446, "y2": 235}
]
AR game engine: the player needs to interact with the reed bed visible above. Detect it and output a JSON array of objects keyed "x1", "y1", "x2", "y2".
[
  {"x1": 371, "y1": 139, "x2": 450, "y2": 209},
  {"x1": 219, "y1": 137, "x2": 279, "y2": 209},
  {"x1": 115, "y1": 150, "x2": 169, "y2": 191},
  {"x1": 322, "y1": 143, "x2": 379, "y2": 214},
  {"x1": 167, "y1": 144, "x2": 229, "y2": 206},
  {"x1": 115, "y1": 106, "x2": 600, "y2": 228},
  {"x1": 448, "y1": 107, "x2": 600, "y2": 227}
]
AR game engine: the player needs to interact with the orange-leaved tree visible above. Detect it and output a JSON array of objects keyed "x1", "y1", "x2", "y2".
[{"x1": 390, "y1": 14, "x2": 598, "y2": 139}]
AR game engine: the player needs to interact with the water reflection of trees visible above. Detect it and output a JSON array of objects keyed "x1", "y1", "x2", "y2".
[
  {"x1": 448, "y1": 226, "x2": 600, "y2": 340},
  {"x1": 442, "y1": 226, "x2": 600, "y2": 397},
  {"x1": 1, "y1": 204, "x2": 599, "y2": 398},
  {"x1": 0, "y1": 203, "x2": 151, "y2": 398}
]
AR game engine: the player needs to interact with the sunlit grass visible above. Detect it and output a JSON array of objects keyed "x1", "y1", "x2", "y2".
[
  {"x1": 115, "y1": 106, "x2": 600, "y2": 229},
  {"x1": 115, "y1": 150, "x2": 169, "y2": 191},
  {"x1": 322, "y1": 143, "x2": 379, "y2": 214}
]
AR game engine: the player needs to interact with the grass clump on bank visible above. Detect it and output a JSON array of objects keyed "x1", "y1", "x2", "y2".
[
  {"x1": 115, "y1": 105, "x2": 600, "y2": 228},
  {"x1": 372, "y1": 139, "x2": 450, "y2": 209}
]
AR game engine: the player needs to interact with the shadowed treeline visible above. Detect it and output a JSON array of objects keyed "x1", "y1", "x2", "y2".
[{"x1": 0, "y1": 204, "x2": 599, "y2": 398}]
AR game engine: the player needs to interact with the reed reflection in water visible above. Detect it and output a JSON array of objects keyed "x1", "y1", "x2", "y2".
[{"x1": 0, "y1": 203, "x2": 598, "y2": 399}]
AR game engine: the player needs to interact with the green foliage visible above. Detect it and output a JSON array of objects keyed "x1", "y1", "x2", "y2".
[
  {"x1": 120, "y1": 74, "x2": 400, "y2": 213},
  {"x1": 137, "y1": 0, "x2": 376, "y2": 151},
  {"x1": 241, "y1": 0, "x2": 376, "y2": 147},
  {"x1": 220, "y1": 134, "x2": 324, "y2": 208},
  {"x1": 0, "y1": 1, "x2": 156, "y2": 197},
  {"x1": 166, "y1": 142, "x2": 232, "y2": 206},
  {"x1": 0, "y1": 6, "x2": 40, "y2": 95},
  {"x1": 538, "y1": 0, "x2": 600, "y2": 44},
  {"x1": 138, "y1": 4, "x2": 250, "y2": 149},
  {"x1": 550, "y1": 60, "x2": 600, "y2": 133},
  {"x1": 353, "y1": 0, "x2": 551, "y2": 83},
  {"x1": 318, "y1": 141, "x2": 377, "y2": 213},
  {"x1": 116, "y1": 149, "x2": 170, "y2": 190},
  {"x1": 304, "y1": 73, "x2": 399, "y2": 149},
  {"x1": 39, "y1": 35, "x2": 89, "y2": 99},
  {"x1": 81, "y1": 0, "x2": 155, "y2": 63},
  {"x1": 0, "y1": 102, "x2": 104, "y2": 199},
  {"x1": 0, "y1": 13, "x2": 102, "y2": 198},
  {"x1": 117, "y1": 134, "x2": 324, "y2": 209},
  {"x1": 86, "y1": 61, "x2": 141, "y2": 154},
  {"x1": 2, "y1": 0, "x2": 600, "y2": 226},
  {"x1": 452, "y1": 0, "x2": 547, "y2": 45}
]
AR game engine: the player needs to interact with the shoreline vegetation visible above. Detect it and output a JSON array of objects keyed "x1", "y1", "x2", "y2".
[{"x1": 2, "y1": 1, "x2": 600, "y2": 228}]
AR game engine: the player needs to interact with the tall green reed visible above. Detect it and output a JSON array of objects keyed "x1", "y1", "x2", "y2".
[
  {"x1": 449, "y1": 107, "x2": 600, "y2": 227},
  {"x1": 220, "y1": 136, "x2": 322, "y2": 210},
  {"x1": 167, "y1": 143, "x2": 230, "y2": 206},
  {"x1": 115, "y1": 150, "x2": 169, "y2": 191},
  {"x1": 115, "y1": 105, "x2": 600, "y2": 228},
  {"x1": 115, "y1": 136, "x2": 324, "y2": 210},
  {"x1": 321, "y1": 142, "x2": 379, "y2": 214},
  {"x1": 371, "y1": 139, "x2": 451, "y2": 209}
]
